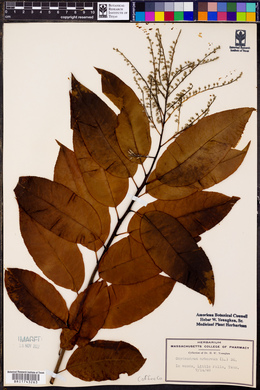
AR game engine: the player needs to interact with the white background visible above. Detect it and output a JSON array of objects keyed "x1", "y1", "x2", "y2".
[{"x1": 3, "y1": 23, "x2": 257, "y2": 387}]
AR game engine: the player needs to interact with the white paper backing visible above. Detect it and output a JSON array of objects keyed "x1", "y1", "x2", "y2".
[{"x1": 3, "y1": 22, "x2": 257, "y2": 387}]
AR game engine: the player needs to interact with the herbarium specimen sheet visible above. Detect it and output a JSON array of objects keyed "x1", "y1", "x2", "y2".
[{"x1": 3, "y1": 22, "x2": 257, "y2": 387}]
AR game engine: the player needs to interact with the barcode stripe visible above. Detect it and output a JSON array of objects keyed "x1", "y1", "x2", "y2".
[{"x1": 12, "y1": 373, "x2": 40, "y2": 381}]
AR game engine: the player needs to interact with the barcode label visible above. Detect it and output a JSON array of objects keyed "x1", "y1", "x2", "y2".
[{"x1": 6, "y1": 370, "x2": 46, "y2": 384}]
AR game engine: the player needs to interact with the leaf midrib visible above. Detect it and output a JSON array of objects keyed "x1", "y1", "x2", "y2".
[
  {"x1": 142, "y1": 213, "x2": 209, "y2": 288},
  {"x1": 18, "y1": 181, "x2": 99, "y2": 243}
]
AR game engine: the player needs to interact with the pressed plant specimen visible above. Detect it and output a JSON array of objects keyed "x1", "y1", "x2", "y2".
[{"x1": 5, "y1": 27, "x2": 255, "y2": 384}]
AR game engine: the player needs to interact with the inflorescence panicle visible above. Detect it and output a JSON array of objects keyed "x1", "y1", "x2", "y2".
[{"x1": 114, "y1": 27, "x2": 242, "y2": 138}]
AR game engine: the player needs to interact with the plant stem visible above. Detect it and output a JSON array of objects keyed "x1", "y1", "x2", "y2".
[
  {"x1": 50, "y1": 348, "x2": 66, "y2": 384},
  {"x1": 50, "y1": 87, "x2": 168, "y2": 386},
  {"x1": 50, "y1": 30, "x2": 177, "y2": 383}
]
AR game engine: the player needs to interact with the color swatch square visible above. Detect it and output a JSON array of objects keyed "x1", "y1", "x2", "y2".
[
  {"x1": 135, "y1": 2, "x2": 145, "y2": 12},
  {"x1": 198, "y1": 2, "x2": 208, "y2": 11},
  {"x1": 218, "y1": 12, "x2": 227, "y2": 20},
  {"x1": 155, "y1": 11, "x2": 164, "y2": 21},
  {"x1": 208, "y1": 2, "x2": 217, "y2": 12},
  {"x1": 237, "y1": 12, "x2": 246, "y2": 21},
  {"x1": 165, "y1": 3, "x2": 174, "y2": 12},
  {"x1": 165, "y1": 11, "x2": 174, "y2": 20},
  {"x1": 145, "y1": 12, "x2": 154, "y2": 21},
  {"x1": 247, "y1": 3, "x2": 256, "y2": 12},
  {"x1": 174, "y1": 2, "x2": 184, "y2": 12},
  {"x1": 174, "y1": 11, "x2": 184, "y2": 20},
  {"x1": 198, "y1": 11, "x2": 208, "y2": 20},
  {"x1": 183, "y1": 2, "x2": 193, "y2": 12},
  {"x1": 247, "y1": 12, "x2": 256, "y2": 21},
  {"x1": 227, "y1": 2, "x2": 236, "y2": 12},
  {"x1": 208, "y1": 11, "x2": 218, "y2": 20},
  {"x1": 135, "y1": 11, "x2": 145, "y2": 21},
  {"x1": 155, "y1": 2, "x2": 164, "y2": 12},
  {"x1": 227, "y1": 11, "x2": 236, "y2": 20},
  {"x1": 237, "y1": 3, "x2": 246, "y2": 12},
  {"x1": 146, "y1": 2, "x2": 155, "y2": 12},
  {"x1": 184, "y1": 11, "x2": 194, "y2": 21},
  {"x1": 218, "y1": 2, "x2": 227, "y2": 12}
]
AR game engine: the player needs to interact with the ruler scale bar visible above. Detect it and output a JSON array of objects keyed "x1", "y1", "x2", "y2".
[{"x1": 6, "y1": 1, "x2": 95, "y2": 10}]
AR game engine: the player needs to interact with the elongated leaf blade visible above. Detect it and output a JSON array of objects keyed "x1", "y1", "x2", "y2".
[
  {"x1": 96, "y1": 68, "x2": 151, "y2": 163},
  {"x1": 155, "y1": 108, "x2": 254, "y2": 187},
  {"x1": 14, "y1": 176, "x2": 102, "y2": 250},
  {"x1": 60, "y1": 281, "x2": 110, "y2": 350},
  {"x1": 140, "y1": 211, "x2": 214, "y2": 303},
  {"x1": 103, "y1": 275, "x2": 175, "y2": 328},
  {"x1": 66, "y1": 340, "x2": 146, "y2": 381},
  {"x1": 147, "y1": 171, "x2": 197, "y2": 200},
  {"x1": 147, "y1": 142, "x2": 250, "y2": 200},
  {"x1": 70, "y1": 75, "x2": 137, "y2": 178},
  {"x1": 19, "y1": 208, "x2": 85, "y2": 292},
  {"x1": 200, "y1": 142, "x2": 250, "y2": 188},
  {"x1": 73, "y1": 128, "x2": 128, "y2": 207},
  {"x1": 5, "y1": 268, "x2": 68, "y2": 329},
  {"x1": 60, "y1": 328, "x2": 79, "y2": 351},
  {"x1": 128, "y1": 191, "x2": 239, "y2": 242},
  {"x1": 71, "y1": 281, "x2": 110, "y2": 344},
  {"x1": 98, "y1": 236, "x2": 161, "y2": 284},
  {"x1": 54, "y1": 142, "x2": 110, "y2": 246},
  {"x1": 176, "y1": 194, "x2": 239, "y2": 238}
]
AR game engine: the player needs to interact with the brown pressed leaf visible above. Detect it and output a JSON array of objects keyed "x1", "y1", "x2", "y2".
[
  {"x1": 199, "y1": 142, "x2": 250, "y2": 188},
  {"x1": 73, "y1": 128, "x2": 128, "y2": 207},
  {"x1": 5, "y1": 268, "x2": 68, "y2": 329},
  {"x1": 54, "y1": 142, "x2": 110, "y2": 246},
  {"x1": 14, "y1": 176, "x2": 102, "y2": 251},
  {"x1": 60, "y1": 281, "x2": 110, "y2": 350},
  {"x1": 98, "y1": 236, "x2": 161, "y2": 284},
  {"x1": 154, "y1": 108, "x2": 254, "y2": 187},
  {"x1": 140, "y1": 211, "x2": 214, "y2": 303},
  {"x1": 66, "y1": 340, "x2": 146, "y2": 381},
  {"x1": 96, "y1": 68, "x2": 151, "y2": 163},
  {"x1": 103, "y1": 275, "x2": 175, "y2": 328},
  {"x1": 60, "y1": 328, "x2": 79, "y2": 351},
  {"x1": 70, "y1": 74, "x2": 137, "y2": 178},
  {"x1": 147, "y1": 142, "x2": 250, "y2": 200},
  {"x1": 176, "y1": 193, "x2": 239, "y2": 238},
  {"x1": 71, "y1": 281, "x2": 110, "y2": 342},
  {"x1": 19, "y1": 208, "x2": 84, "y2": 292},
  {"x1": 147, "y1": 170, "x2": 197, "y2": 200},
  {"x1": 128, "y1": 191, "x2": 239, "y2": 243}
]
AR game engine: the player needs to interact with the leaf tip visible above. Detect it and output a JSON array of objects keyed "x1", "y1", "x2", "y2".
[
  {"x1": 244, "y1": 141, "x2": 251, "y2": 152},
  {"x1": 55, "y1": 139, "x2": 62, "y2": 147},
  {"x1": 200, "y1": 270, "x2": 215, "y2": 305},
  {"x1": 14, "y1": 176, "x2": 28, "y2": 194},
  {"x1": 4, "y1": 267, "x2": 11, "y2": 278},
  {"x1": 230, "y1": 196, "x2": 240, "y2": 205},
  {"x1": 71, "y1": 73, "x2": 79, "y2": 89}
]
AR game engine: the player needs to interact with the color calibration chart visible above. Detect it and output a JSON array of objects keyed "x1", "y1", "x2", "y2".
[
  {"x1": 132, "y1": 2, "x2": 258, "y2": 22},
  {"x1": 133, "y1": 2, "x2": 194, "y2": 21},
  {"x1": 198, "y1": 2, "x2": 256, "y2": 21}
]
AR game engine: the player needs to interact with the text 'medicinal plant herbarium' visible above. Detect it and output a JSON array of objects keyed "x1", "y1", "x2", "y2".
[{"x1": 5, "y1": 27, "x2": 254, "y2": 384}]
